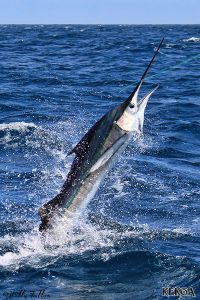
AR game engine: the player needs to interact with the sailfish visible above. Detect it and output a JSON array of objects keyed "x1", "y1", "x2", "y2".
[{"x1": 39, "y1": 39, "x2": 163, "y2": 231}]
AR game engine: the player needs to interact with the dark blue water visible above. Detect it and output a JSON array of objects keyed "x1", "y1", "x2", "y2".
[{"x1": 0, "y1": 25, "x2": 200, "y2": 300}]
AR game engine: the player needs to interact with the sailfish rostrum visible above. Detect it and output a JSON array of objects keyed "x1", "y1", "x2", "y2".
[{"x1": 39, "y1": 39, "x2": 163, "y2": 231}]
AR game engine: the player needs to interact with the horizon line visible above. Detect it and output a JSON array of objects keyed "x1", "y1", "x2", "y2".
[{"x1": 0, "y1": 23, "x2": 199, "y2": 26}]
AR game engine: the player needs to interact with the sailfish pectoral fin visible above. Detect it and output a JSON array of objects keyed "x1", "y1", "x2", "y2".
[{"x1": 89, "y1": 147, "x2": 114, "y2": 174}]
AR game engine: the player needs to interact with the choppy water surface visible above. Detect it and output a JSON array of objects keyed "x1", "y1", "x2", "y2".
[{"x1": 0, "y1": 25, "x2": 200, "y2": 299}]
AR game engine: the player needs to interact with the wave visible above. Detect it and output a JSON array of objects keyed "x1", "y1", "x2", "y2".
[
  {"x1": 0, "y1": 122, "x2": 40, "y2": 149},
  {"x1": 0, "y1": 215, "x2": 199, "y2": 300},
  {"x1": 163, "y1": 43, "x2": 185, "y2": 49},
  {"x1": 182, "y1": 37, "x2": 200, "y2": 42},
  {"x1": 164, "y1": 43, "x2": 185, "y2": 49},
  {"x1": 0, "y1": 121, "x2": 66, "y2": 153},
  {"x1": 0, "y1": 122, "x2": 37, "y2": 132},
  {"x1": 0, "y1": 212, "x2": 198, "y2": 268}
]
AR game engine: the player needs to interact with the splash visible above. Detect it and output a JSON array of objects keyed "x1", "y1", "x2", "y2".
[
  {"x1": 0, "y1": 216, "x2": 121, "y2": 269},
  {"x1": 0, "y1": 208, "x2": 196, "y2": 271}
]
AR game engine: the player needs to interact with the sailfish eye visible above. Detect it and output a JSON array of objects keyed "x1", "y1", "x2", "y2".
[{"x1": 129, "y1": 103, "x2": 135, "y2": 109}]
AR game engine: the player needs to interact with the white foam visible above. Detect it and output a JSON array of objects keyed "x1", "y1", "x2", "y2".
[
  {"x1": 171, "y1": 227, "x2": 191, "y2": 235},
  {"x1": 0, "y1": 219, "x2": 117, "y2": 268},
  {"x1": 0, "y1": 215, "x2": 197, "y2": 270},
  {"x1": 183, "y1": 37, "x2": 200, "y2": 42},
  {"x1": 0, "y1": 122, "x2": 37, "y2": 132},
  {"x1": 165, "y1": 43, "x2": 175, "y2": 48}
]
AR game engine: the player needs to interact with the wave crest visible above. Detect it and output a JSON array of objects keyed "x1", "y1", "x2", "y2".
[
  {"x1": 183, "y1": 37, "x2": 200, "y2": 42},
  {"x1": 0, "y1": 122, "x2": 37, "y2": 132}
]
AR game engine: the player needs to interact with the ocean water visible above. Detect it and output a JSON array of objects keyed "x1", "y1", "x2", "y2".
[{"x1": 0, "y1": 25, "x2": 200, "y2": 300}]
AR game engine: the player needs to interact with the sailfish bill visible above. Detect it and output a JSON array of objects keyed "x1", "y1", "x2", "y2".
[{"x1": 38, "y1": 39, "x2": 164, "y2": 232}]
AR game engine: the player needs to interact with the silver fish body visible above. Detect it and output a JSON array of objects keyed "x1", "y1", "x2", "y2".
[
  {"x1": 39, "y1": 39, "x2": 163, "y2": 231},
  {"x1": 64, "y1": 123, "x2": 131, "y2": 213}
]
